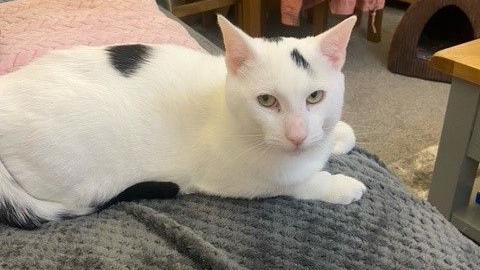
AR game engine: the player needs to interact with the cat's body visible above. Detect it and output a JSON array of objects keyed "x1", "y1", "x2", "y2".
[{"x1": 0, "y1": 16, "x2": 365, "y2": 228}]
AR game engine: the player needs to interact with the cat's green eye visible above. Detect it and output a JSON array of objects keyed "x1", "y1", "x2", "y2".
[
  {"x1": 257, "y1": 94, "x2": 277, "y2": 108},
  {"x1": 306, "y1": 90, "x2": 325, "y2": 105}
]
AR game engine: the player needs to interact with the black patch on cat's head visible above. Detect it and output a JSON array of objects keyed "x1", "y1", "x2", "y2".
[
  {"x1": 263, "y1": 36, "x2": 283, "y2": 43},
  {"x1": 290, "y1": 48, "x2": 310, "y2": 70},
  {"x1": 96, "y1": 181, "x2": 179, "y2": 211},
  {"x1": 0, "y1": 200, "x2": 45, "y2": 230},
  {"x1": 106, "y1": 44, "x2": 152, "y2": 77}
]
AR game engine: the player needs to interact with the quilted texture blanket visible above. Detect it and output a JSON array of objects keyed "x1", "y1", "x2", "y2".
[
  {"x1": 0, "y1": 0, "x2": 202, "y2": 75},
  {"x1": 1, "y1": 148, "x2": 479, "y2": 269}
]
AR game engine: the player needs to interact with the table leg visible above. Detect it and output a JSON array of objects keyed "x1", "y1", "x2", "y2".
[
  {"x1": 354, "y1": 8, "x2": 362, "y2": 27},
  {"x1": 238, "y1": 0, "x2": 262, "y2": 37},
  {"x1": 367, "y1": 8, "x2": 382, "y2": 42},
  {"x1": 429, "y1": 79, "x2": 480, "y2": 219},
  {"x1": 312, "y1": 0, "x2": 329, "y2": 35}
]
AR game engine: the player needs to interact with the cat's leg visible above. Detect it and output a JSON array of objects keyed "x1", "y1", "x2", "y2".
[
  {"x1": 292, "y1": 171, "x2": 366, "y2": 204},
  {"x1": 332, "y1": 121, "x2": 356, "y2": 155}
]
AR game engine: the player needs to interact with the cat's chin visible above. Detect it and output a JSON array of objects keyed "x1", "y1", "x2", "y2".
[
  {"x1": 289, "y1": 148, "x2": 305, "y2": 156},
  {"x1": 278, "y1": 144, "x2": 313, "y2": 155}
]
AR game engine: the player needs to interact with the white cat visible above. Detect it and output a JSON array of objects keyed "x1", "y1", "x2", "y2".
[{"x1": 0, "y1": 16, "x2": 365, "y2": 228}]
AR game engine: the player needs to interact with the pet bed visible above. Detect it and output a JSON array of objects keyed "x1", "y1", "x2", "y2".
[{"x1": 1, "y1": 148, "x2": 478, "y2": 269}]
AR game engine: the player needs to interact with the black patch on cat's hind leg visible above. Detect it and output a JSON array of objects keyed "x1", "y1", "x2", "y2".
[
  {"x1": 106, "y1": 44, "x2": 152, "y2": 77},
  {"x1": 0, "y1": 200, "x2": 45, "y2": 230},
  {"x1": 97, "y1": 181, "x2": 180, "y2": 211},
  {"x1": 290, "y1": 48, "x2": 310, "y2": 70}
]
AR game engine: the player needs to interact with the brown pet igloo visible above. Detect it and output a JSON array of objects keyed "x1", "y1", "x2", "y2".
[{"x1": 388, "y1": 0, "x2": 480, "y2": 82}]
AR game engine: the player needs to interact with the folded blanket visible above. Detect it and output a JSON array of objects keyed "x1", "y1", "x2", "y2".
[
  {"x1": 1, "y1": 148, "x2": 478, "y2": 269},
  {"x1": 0, "y1": 0, "x2": 202, "y2": 75}
]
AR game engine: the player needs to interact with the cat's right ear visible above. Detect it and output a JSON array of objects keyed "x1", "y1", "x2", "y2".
[
  {"x1": 217, "y1": 15, "x2": 256, "y2": 75},
  {"x1": 315, "y1": 16, "x2": 356, "y2": 71}
]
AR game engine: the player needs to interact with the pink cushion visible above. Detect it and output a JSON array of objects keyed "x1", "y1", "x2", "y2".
[{"x1": 0, "y1": 0, "x2": 202, "y2": 75}]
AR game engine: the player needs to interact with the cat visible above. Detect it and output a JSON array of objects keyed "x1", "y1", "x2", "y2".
[{"x1": 0, "y1": 15, "x2": 365, "y2": 229}]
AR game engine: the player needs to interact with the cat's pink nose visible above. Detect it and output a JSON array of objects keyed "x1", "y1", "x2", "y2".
[
  {"x1": 286, "y1": 116, "x2": 307, "y2": 147},
  {"x1": 287, "y1": 136, "x2": 306, "y2": 146}
]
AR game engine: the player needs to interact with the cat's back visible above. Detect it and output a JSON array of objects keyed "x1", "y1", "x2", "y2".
[
  {"x1": 0, "y1": 43, "x2": 226, "y2": 123},
  {"x1": 0, "y1": 44, "x2": 225, "y2": 197},
  {"x1": 1, "y1": 43, "x2": 225, "y2": 91},
  {"x1": 0, "y1": 43, "x2": 226, "y2": 150}
]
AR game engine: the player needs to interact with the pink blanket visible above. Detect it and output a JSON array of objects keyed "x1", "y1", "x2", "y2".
[
  {"x1": 281, "y1": 0, "x2": 385, "y2": 26},
  {"x1": 0, "y1": 0, "x2": 202, "y2": 75}
]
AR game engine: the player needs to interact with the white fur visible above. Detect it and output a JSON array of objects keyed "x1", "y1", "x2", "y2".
[
  {"x1": 332, "y1": 121, "x2": 356, "y2": 155},
  {"x1": 0, "y1": 16, "x2": 364, "y2": 225}
]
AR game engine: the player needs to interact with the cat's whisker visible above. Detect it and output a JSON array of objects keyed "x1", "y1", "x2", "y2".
[
  {"x1": 230, "y1": 140, "x2": 267, "y2": 163},
  {"x1": 232, "y1": 135, "x2": 264, "y2": 139},
  {"x1": 221, "y1": 134, "x2": 264, "y2": 141},
  {"x1": 349, "y1": 126, "x2": 377, "y2": 132},
  {"x1": 353, "y1": 132, "x2": 384, "y2": 138},
  {"x1": 355, "y1": 140, "x2": 374, "y2": 145},
  {"x1": 251, "y1": 144, "x2": 274, "y2": 165},
  {"x1": 353, "y1": 129, "x2": 378, "y2": 133},
  {"x1": 309, "y1": 135, "x2": 326, "y2": 143}
]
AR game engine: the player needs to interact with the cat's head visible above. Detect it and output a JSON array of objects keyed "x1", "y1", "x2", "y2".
[{"x1": 218, "y1": 16, "x2": 356, "y2": 152}]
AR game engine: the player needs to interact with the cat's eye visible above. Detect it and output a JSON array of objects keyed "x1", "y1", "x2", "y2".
[
  {"x1": 306, "y1": 90, "x2": 325, "y2": 104},
  {"x1": 257, "y1": 94, "x2": 277, "y2": 108}
]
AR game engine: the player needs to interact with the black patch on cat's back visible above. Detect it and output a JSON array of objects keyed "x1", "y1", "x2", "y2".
[
  {"x1": 290, "y1": 48, "x2": 310, "y2": 70},
  {"x1": 106, "y1": 44, "x2": 152, "y2": 77},
  {"x1": 98, "y1": 181, "x2": 179, "y2": 210}
]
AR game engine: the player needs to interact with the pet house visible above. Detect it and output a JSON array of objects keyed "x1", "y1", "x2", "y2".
[{"x1": 388, "y1": 0, "x2": 480, "y2": 82}]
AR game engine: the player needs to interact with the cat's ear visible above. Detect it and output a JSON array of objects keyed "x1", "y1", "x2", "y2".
[
  {"x1": 217, "y1": 15, "x2": 256, "y2": 75},
  {"x1": 316, "y1": 16, "x2": 356, "y2": 70}
]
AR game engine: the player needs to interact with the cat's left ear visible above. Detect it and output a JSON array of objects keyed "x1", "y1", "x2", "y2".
[
  {"x1": 217, "y1": 15, "x2": 256, "y2": 75},
  {"x1": 316, "y1": 16, "x2": 357, "y2": 71}
]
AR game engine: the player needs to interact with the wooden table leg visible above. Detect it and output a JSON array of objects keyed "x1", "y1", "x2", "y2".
[
  {"x1": 312, "y1": 0, "x2": 329, "y2": 35},
  {"x1": 428, "y1": 78, "x2": 480, "y2": 219},
  {"x1": 202, "y1": 6, "x2": 230, "y2": 28},
  {"x1": 367, "y1": 8, "x2": 383, "y2": 42},
  {"x1": 354, "y1": 8, "x2": 362, "y2": 27},
  {"x1": 238, "y1": 0, "x2": 262, "y2": 37}
]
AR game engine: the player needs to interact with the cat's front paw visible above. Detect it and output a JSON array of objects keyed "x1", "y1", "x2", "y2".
[
  {"x1": 322, "y1": 174, "x2": 367, "y2": 204},
  {"x1": 332, "y1": 121, "x2": 355, "y2": 155},
  {"x1": 294, "y1": 172, "x2": 367, "y2": 204}
]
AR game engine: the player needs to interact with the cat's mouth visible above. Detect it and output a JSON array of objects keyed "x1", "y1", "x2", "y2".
[
  {"x1": 263, "y1": 136, "x2": 323, "y2": 153},
  {"x1": 280, "y1": 142, "x2": 310, "y2": 154},
  {"x1": 291, "y1": 147, "x2": 305, "y2": 154}
]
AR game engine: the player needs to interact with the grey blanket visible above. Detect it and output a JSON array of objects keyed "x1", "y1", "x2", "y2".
[{"x1": 1, "y1": 148, "x2": 479, "y2": 270}]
